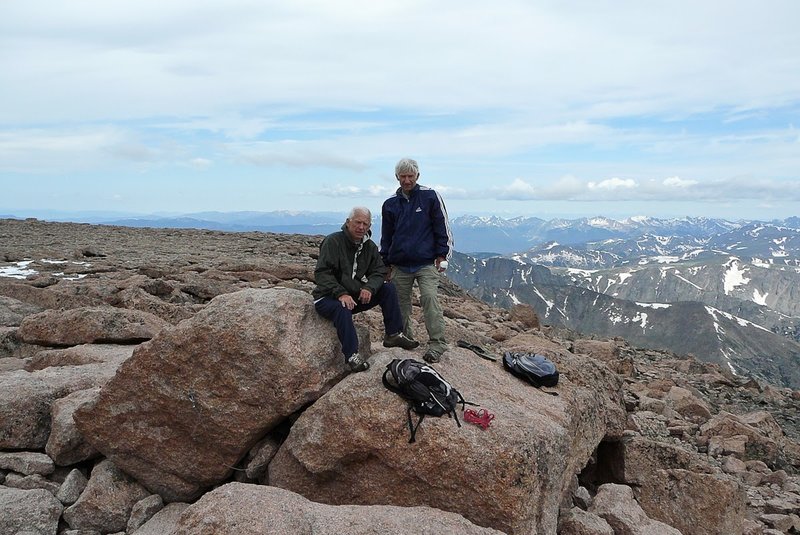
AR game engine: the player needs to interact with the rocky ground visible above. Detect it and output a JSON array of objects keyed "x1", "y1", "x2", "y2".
[{"x1": 1, "y1": 218, "x2": 799, "y2": 535}]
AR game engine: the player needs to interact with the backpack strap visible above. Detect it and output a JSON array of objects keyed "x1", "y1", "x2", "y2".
[{"x1": 407, "y1": 406, "x2": 425, "y2": 443}]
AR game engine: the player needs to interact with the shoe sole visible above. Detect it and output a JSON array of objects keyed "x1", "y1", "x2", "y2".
[{"x1": 383, "y1": 340, "x2": 420, "y2": 350}]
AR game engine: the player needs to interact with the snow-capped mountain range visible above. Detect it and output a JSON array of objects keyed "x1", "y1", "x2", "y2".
[{"x1": 446, "y1": 217, "x2": 800, "y2": 389}]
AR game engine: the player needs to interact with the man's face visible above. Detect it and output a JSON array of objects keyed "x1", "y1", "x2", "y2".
[
  {"x1": 396, "y1": 171, "x2": 419, "y2": 193},
  {"x1": 345, "y1": 212, "x2": 371, "y2": 241}
]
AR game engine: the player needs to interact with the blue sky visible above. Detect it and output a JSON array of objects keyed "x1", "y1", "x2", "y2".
[{"x1": 1, "y1": 1, "x2": 799, "y2": 221}]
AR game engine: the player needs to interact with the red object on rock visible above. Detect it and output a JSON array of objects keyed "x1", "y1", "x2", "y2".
[{"x1": 463, "y1": 408, "x2": 495, "y2": 430}]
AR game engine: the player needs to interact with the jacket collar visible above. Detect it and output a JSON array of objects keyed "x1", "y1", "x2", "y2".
[{"x1": 396, "y1": 183, "x2": 420, "y2": 200}]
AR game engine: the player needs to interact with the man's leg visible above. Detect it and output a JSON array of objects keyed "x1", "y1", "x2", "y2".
[
  {"x1": 314, "y1": 297, "x2": 358, "y2": 358},
  {"x1": 365, "y1": 281, "x2": 404, "y2": 336},
  {"x1": 417, "y1": 265, "x2": 447, "y2": 354},
  {"x1": 391, "y1": 268, "x2": 416, "y2": 340}
]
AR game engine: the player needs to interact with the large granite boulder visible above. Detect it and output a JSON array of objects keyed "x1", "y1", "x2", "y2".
[
  {"x1": 589, "y1": 483, "x2": 682, "y2": 535},
  {"x1": 18, "y1": 306, "x2": 169, "y2": 346},
  {"x1": 173, "y1": 482, "x2": 504, "y2": 535},
  {"x1": 0, "y1": 360, "x2": 124, "y2": 449},
  {"x1": 75, "y1": 288, "x2": 356, "y2": 501},
  {"x1": 268, "y1": 348, "x2": 626, "y2": 535}
]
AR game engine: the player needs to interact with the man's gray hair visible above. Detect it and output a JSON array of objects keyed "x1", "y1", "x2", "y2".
[
  {"x1": 395, "y1": 158, "x2": 419, "y2": 176},
  {"x1": 347, "y1": 206, "x2": 371, "y2": 220}
]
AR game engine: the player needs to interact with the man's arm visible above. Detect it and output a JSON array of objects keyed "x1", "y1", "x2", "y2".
[
  {"x1": 430, "y1": 190, "x2": 454, "y2": 261},
  {"x1": 380, "y1": 201, "x2": 395, "y2": 265},
  {"x1": 314, "y1": 237, "x2": 349, "y2": 299}
]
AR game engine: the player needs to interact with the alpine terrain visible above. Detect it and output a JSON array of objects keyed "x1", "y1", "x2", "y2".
[{"x1": 446, "y1": 216, "x2": 800, "y2": 390}]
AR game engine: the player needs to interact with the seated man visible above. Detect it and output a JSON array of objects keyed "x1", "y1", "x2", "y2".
[{"x1": 312, "y1": 206, "x2": 418, "y2": 372}]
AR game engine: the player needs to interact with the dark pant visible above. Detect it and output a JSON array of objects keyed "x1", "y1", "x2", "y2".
[{"x1": 315, "y1": 281, "x2": 404, "y2": 359}]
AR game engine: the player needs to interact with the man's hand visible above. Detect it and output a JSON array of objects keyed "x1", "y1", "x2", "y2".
[
  {"x1": 358, "y1": 288, "x2": 372, "y2": 304},
  {"x1": 435, "y1": 257, "x2": 447, "y2": 272},
  {"x1": 339, "y1": 294, "x2": 357, "y2": 310}
]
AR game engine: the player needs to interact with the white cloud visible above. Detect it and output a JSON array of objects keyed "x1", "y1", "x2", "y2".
[
  {"x1": 663, "y1": 176, "x2": 697, "y2": 188},
  {"x1": 188, "y1": 158, "x2": 212, "y2": 169},
  {"x1": 588, "y1": 178, "x2": 638, "y2": 191},
  {"x1": 311, "y1": 184, "x2": 395, "y2": 198},
  {"x1": 498, "y1": 178, "x2": 537, "y2": 199}
]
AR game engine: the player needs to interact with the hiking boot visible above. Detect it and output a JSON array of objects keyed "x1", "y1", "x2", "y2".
[
  {"x1": 346, "y1": 353, "x2": 370, "y2": 372},
  {"x1": 423, "y1": 349, "x2": 441, "y2": 364},
  {"x1": 383, "y1": 332, "x2": 420, "y2": 350}
]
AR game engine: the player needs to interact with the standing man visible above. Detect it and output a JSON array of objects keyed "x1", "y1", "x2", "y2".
[
  {"x1": 313, "y1": 207, "x2": 419, "y2": 372},
  {"x1": 381, "y1": 158, "x2": 453, "y2": 363}
]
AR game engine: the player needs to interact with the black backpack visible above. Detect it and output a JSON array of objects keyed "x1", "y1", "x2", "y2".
[
  {"x1": 503, "y1": 352, "x2": 560, "y2": 390},
  {"x1": 382, "y1": 358, "x2": 472, "y2": 443}
]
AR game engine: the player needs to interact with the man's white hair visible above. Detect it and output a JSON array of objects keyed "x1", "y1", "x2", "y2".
[
  {"x1": 394, "y1": 158, "x2": 419, "y2": 176},
  {"x1": 347, "y1": 206, "x2": 371, "y2": 220}
]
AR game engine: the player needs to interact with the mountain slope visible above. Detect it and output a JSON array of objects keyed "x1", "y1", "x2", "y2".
[{"x1": 447, "y1": 252, "x2": 800, "y2": 389}]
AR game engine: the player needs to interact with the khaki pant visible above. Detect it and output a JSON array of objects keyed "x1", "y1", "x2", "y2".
[{"x1": 391, "y1": 265, "x2": 447, "y2": 353}]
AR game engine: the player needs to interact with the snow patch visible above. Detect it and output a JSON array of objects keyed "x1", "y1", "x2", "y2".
[
  {"x1": 752, "y1": 289, "x2": 768, "y2": 306},
  {"x1": 723, "y1": 261, "x2": 750, "y2": 295},
  {"x1": 567, "y1": 268, "x2": 597, "y2": 276},
  {"x1": 532, "y1": 287, "x2": 553, "y2": 316},
  {"x1": 671, "y1": 272, "x2": 704, "y2": 290},
  {"x1": 632, "y1": 312, "x2": 648, "y2": 331},
  {"x1": 0, "y1": 260, "x2": 37, "y2": 279},
  {"x1": 705, "y1": 305, "x2": 771, "y2": 332},
  {"x1": 636, "y1": 302, "x2": 671, "y2": 309},
  {"x1": 684, "y1": 249, "x2": 706, "y2": 258}
]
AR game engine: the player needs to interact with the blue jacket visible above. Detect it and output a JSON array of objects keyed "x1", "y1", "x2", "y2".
[{"x1": 380, "y1": 184, "x2": 453, "y2": 267}]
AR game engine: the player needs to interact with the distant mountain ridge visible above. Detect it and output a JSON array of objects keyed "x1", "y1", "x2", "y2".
[
  {"x1": 445, "y1": 217, "x2": 800, "y2": 389},
  {"x1": 99, "y1": 210, "x2": 345, "y2": 236},
  {"x1": 5, "y1": 210, "x2": 782, "y2": 254},
  {"x1": 449, "y1": 214, "x2": 749, "y2": 254}
]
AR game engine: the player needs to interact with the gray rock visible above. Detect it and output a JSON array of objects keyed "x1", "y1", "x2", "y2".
[
  {"x1": 46, "y1": 387, "x2": 101, "y2": 466},
  {"x1": 126, "y1": 494, "x2": 164, "y2": 534},
  {"x1": 3, "y1": 472, "x2": 61, "y2": 494},
  {"x1": 0, "y1": 451, "x2": 55, "y2": 475},
  {"x1": 590, "y1": 483, "x2": 682, "y2": 535},
  {"x1": 559, "y1": 507, "x2": 614, "y2": 535},
  {"x1": 0, "y1": 360, "x2": 123, "y2": 449},
  {"x1": 56, "y1": 468, "x2": 89, "y2": 506},
  {"x1": 0, "y1": 295, "x2": 43, "y2": 327},
  {"x1": 18, "y1": 306, "x2": 169, "y2": 346},
  {"x1": 25, "y1": 343, "x2": 134, "y2": 372},
  {"x1": 130, "y1": 502, "x2": 189, "y2": 535},
  {"x1": 174, "y1": 483, "x2": 504, "y2": 534},
  {"x1": 63, "y1": 459, "x2": 150, "y2": 533},
  {"x1": 0, "y1": 486, "x2": 63, "y2": 535}
]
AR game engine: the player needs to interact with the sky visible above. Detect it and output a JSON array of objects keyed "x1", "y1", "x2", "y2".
[{"x1": 1, "y1": 0, "x2": 799, "y2": 222}]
